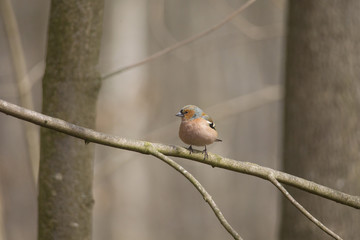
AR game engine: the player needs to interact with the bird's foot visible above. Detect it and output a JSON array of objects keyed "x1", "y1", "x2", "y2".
[
  {"x1": 187, "y1": 145, "x2": 194, "y2": 154},
  {"x1": 202, "y1": 146, "x2": 208, "y2": 159}
]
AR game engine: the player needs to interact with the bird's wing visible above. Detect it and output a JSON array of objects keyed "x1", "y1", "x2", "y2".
[
  {"x1": 201, "y1": 113, "x2": 213, "y2": 122},
  {"x1": 201, "y1": 113, "x2": 216, "y2": 130}
]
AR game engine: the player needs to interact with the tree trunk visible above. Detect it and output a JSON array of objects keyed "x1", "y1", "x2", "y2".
[
  {"x1": 281, "y1": 1, "x2": 360, "y2": 239},
  {"x1": 38, "y1": 1, "x2": 104, "y2": 239}
]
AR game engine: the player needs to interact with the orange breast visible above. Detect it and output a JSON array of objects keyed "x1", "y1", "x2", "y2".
[{"x1": 178, "y1": 118, "x2": 218, "y2": 146}]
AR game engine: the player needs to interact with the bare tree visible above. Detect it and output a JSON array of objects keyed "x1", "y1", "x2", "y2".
[
  {"x1": 38, "y1": 0, "x2": 104, "y2": 239},
  {"x1": 4, "y1": 0, "x2": 360, "y2": 239},
  {"x1": 281, "y1": 1, "x2": 360, "y2": 239}
]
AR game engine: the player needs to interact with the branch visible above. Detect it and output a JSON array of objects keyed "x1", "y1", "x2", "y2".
[
  {"x1": 215, "y1": 1, "x2": 283, "y2": 40},
  {"x1": 0, "y1": 0, "x2": 39, "y2": 185},
  {"x1": 1, "y1": 98, "x2": 360, "y2": 210},
  {"x1": 268, "y1": 174, "x2": 342, "y2": 240},
  {"x1": 147, "y1": 146, "x2": 242, "y2": 240},
  {"x1": 101, "y1": 0, "x2": 256, "y2": 80},
  {"x1": 96, "y1": 85, "x2": 283, "y2": 180}
]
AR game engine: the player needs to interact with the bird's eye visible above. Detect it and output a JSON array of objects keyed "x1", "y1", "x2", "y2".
[{"x1": 181, "y1": 110, "x2": 188, "y2": 114}]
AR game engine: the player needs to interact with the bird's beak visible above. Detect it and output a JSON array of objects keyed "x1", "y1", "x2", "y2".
[{"x1": 175, "y1": 111, "x2": 184, "y2": 117}]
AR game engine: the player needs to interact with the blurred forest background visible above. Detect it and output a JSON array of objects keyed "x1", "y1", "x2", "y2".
[{"x1": 0, "y1": 0, "x2": 359, "y2": 239}]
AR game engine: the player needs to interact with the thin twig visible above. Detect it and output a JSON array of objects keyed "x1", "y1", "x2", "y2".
[
  {"x1": 0, "y1": 0, "x2": 39, "y2": 185},
  {"x1": 148, "y1": 146, "x2": 242, "y2": 240},
  {"x1": 268, "y1": 174, "x2": 342, "y2": 240},
  {"x1": 101, "y1": 0, "x2": 256, "y2": 80},
  {"x1": 215, "y1": 1, "x2": 283, "y2": 40},
  {"x1": 0, "y1": 98, "x2": 359, "y2": 210}
]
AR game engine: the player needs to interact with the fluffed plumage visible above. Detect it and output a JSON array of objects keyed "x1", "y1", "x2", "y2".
[{"x1": 176, "y1": 105, "x2": 222, "y2": 158}]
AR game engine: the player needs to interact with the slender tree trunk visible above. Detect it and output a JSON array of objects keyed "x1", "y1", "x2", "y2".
[
  {"x1": 281, "y1": 1, "x2": 360, "y2": 239},
  {"x1": 38, "y1": 1, "x2": 104, "y2": 239}
]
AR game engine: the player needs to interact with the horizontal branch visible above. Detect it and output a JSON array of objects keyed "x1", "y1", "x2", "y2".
[{"x1": 1, "y1": 98, "x2": 359, "y2": 209}]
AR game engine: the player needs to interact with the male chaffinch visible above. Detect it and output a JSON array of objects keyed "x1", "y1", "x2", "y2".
[{"x1": 176, "y1": 105, "x2": 222, "y2": 158}]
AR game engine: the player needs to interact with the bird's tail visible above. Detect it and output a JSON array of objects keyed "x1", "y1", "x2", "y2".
[{"x1": 215, "y1": 138, "x2": 222, "y2": 142}]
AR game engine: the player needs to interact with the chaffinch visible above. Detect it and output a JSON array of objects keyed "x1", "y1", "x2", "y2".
[{"x1": 176, "y1": 105, "x2": 222, "y2": 158}]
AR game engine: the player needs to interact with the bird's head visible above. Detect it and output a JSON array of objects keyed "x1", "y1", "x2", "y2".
[{"x1": 175, "y1": 105, "x2": 204, "y2": 121}]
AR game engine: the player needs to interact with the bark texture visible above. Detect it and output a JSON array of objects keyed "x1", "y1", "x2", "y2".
[
  {"x1": 281, "y1": 1, "x2": 360, "y2": 239},
  {"x1": 38, "y1": 0, "x2": 104, "y2": 239}
]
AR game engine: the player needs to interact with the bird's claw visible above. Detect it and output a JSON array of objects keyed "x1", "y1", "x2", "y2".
[
  {"x1": 202, "y1": 146, "x2": 208, "y2": 159},
  {"x1": 187, "y1": 145, "x2": 208, "y2": 159},
  {"x1": 187, "y1": 145, "x2": 194, "y2": 154}
]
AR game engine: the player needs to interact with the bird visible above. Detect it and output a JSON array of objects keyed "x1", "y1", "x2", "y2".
[{"x1": 175, "y1": 105, "x2": 222, "y2": 158}]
